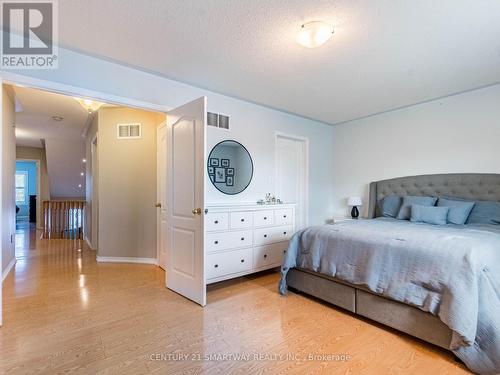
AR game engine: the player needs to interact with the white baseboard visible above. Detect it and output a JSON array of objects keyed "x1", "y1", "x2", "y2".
[
  {"x1": 2, "y1": 257, "x2": 17, "y2": 282},
  {"x1": 96, "y1": 256, "x2": 158, "y2": 265},
  {"x1": 84, "y1": 236, "x2": 97, "y2": 251}
]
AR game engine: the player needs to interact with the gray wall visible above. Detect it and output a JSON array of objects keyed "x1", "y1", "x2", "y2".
[
  {"x1": 2, "y1": 86, "x2": 15, "y2": 276},
  {"x1": 96, "y1": 107, "x2": 163, "y2": 259}
]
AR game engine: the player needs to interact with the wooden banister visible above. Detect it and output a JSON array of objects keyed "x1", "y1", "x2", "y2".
[{"x1": 42, "y1": 201, "x2": 86, "y2": 239}]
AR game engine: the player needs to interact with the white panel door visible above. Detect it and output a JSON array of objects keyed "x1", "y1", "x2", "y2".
[
  {"x1": 276, "y1": 134, "x2": 308, "y2": 230},
  {"x1": 165, "y1": 97, "x2": 206, "y2": 306},
  {"x1": 157, "y1": 124, "x2": 167, "y2": 270}
]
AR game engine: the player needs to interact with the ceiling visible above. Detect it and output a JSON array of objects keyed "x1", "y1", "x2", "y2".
[
  {"x1": 56, "y1": 0, "x2": 500, "y2": 124},
  {"x1": 13, "y1": 86, "x2": 90, "y2": 148},
  {"x1": 12, "y1": 86, "x2": 89, "y2": 197},
  {"x1": 44, "y1": 138, "x2": 87, "y2": 198}
]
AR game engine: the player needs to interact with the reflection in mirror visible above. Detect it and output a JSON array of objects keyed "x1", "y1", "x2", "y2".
[{"x1": 207, "y1": 140, "x2": 253, "y2": 195}]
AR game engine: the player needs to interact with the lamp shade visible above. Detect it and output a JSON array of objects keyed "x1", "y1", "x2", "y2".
[{"x1": 348, "y1": 196, "x2": 362, "y2": 206}]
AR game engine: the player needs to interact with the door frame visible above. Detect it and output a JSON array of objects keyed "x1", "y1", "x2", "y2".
[
  {"x1": 0, "y1": 72, "x2": 173, "y2": 325},
  {"x1": 89, "y1": 132, "x2": 99, "y2": 251},
  {"x1": 15, "y1": 158, "x2": 41, "y2": 228},
  {"x1": 274, "y1": 132, "x2": 309, "y2": 229},
  {"x1": 0, "y1": 72, "x2": 170, "y2": 113},
  {"x1": 0, "y1": 76, "x2": 3, "y2": 326},
  {"x1": 156, "y1": 122, "x2": 166, "y2": 270}
]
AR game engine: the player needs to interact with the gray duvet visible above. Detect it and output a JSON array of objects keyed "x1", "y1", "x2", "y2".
[{"x1": 279, "y1": 218, "x2": 500, "y2": 374}]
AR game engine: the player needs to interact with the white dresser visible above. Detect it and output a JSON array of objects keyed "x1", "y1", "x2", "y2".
[{"x1": 204, "y1": 203, "x2": 296, "y2": 284}]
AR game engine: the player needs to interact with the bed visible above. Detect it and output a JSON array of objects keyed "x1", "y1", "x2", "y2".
[{"x1": 279, "y1": 173, "x2": 500, "y2": 375}]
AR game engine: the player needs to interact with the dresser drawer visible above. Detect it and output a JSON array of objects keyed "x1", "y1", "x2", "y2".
[
  {"x1": 230, "y1": 211, "x2": 253, "y2": 229},
  {"x1": 206, "y1": 248, "x2": 253, "y2": 280},
  {"x1": 205, "y1": 212, "x2": 229, "y2": 232},
  {"x1": 205, "y1": 230, "x2": 253, "y2": 253},
  {"x1": 274, "y1": 208, "x2": 294, "y2": 226},
  {"x1": 254, "y1": 210, "x2": 274, "y2": 227},
  {"x1": 253, "y1": 226, "x2": 293, "y2": 246},
  {"x1": 253, "y1": 242, "x2": 288, "y2": 269}
]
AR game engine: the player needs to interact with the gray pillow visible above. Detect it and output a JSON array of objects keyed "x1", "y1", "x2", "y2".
[
  {"x1": 396, "y1": 196, "x2": 438, "y2": 220},
  {"x1": 378, "y1": 195, "x2": 402, "y2": 218},
  {"x1": 410, "y1": 204, "x2": 450, "y2": 225},
  {"x1": 467, "y1": 200, "x2": 500, "y2": 225},
  {"x1": 441, "y1": 196, "x2": 500, "y2": 225},
  {"x1": 437, "y1": 198, "x2": 475, "y2": 225}
]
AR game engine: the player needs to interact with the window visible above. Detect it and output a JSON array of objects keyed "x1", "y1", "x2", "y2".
[{"x1": 15, "y1": 171, "x2": 28, "y2": 204}]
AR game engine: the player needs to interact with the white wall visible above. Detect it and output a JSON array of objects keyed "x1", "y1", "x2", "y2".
[
  {"x1": 332, "y1": 84, "x2": 500, "y2": 217},
  {"x1": 0, "y1": 46, "x2": 335, "y2": 226},
  {"x1": 205, "y1": 113, "x2": 333, "y2": 228}
]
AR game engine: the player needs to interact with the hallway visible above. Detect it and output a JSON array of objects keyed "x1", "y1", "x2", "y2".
[
  {"x1": 1, "y1": 225, "x2": 170, "y2": 373},
  {"x1": 0, "y1": 226, "x2": 468, "y2": 374},
  {"x1": 14, "y1": 222, "x2": 37, "y2": 258}
]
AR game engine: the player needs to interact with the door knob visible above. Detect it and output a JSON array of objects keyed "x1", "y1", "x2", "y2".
[
  {"x1": 192, "y1": 208, "x2": 202, "y2": 215},
  {"x1": 155, "y1": 203, "x2": 161, "y2": 208}
]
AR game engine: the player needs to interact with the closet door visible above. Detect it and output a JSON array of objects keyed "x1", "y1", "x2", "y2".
[{"x1": 165, "y1": 97, "x2": 207, "y2": 306}]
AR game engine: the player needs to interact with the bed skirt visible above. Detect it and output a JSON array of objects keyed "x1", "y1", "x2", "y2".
[{"x1": 286, "y1": 267, "x2": 453, "y2": 350}]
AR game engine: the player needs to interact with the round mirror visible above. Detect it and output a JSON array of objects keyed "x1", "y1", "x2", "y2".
[{"x1": 207, "y1": 140, "x2": 253, "y2": 195}]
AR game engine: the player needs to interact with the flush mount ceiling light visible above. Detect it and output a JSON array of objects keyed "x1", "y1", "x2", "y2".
[
  {"x1": 296, "y1": 21, "x2": 334, "y2": 48},
  {"x1": 74, "y1": 97, "x2": 105, "y2": 113}
]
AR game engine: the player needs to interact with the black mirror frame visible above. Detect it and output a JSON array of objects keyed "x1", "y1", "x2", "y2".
[{"x1": 207, "y1": 140, "x2": 254, "y2": 196}]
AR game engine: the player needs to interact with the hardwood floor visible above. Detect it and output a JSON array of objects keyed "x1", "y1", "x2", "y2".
[{"x1": 0, "y1": 226, "x2": 470, "y2": 374}]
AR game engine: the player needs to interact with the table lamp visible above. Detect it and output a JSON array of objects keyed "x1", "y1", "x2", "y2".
[{"x1": 348, "y1": 196, "x2": 362, "y2": 219}]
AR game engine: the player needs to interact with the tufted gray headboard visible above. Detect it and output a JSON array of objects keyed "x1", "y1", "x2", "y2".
[{"x1": 368, "y1": 173, "x2": 500, "y2": 218}]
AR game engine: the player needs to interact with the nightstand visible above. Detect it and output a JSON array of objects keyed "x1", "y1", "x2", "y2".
[
  {"x1": 332, "y1": 217, "x2": 365, "y2": 224},
  {"x1": 333, "y1": 217, "x2": 354, "y2": 224}
]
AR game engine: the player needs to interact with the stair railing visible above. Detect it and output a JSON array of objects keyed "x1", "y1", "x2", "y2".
[{"x1": 42, "y1": 201, "x2": 86, "y2": 239}]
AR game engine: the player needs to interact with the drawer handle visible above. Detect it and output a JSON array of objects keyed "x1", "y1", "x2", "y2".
[
  {"x1": 241, "y1": 218, "x2": 245, "y2": 222},
  {"x1": 241, "y1": 237, "x2": 245, "y2": 241},
  {"x1": 214, "y1": 240, "x2": 219, "y2": 244},
  {"x1": 264, "y1": 254, "x2": 267, "y2": 259},
  {"x1": 264, "y1": 234, "x2": 267, "y2": 238},
  {"x1": 264, "y1": 217, "x2": 267, "y2": 220},
  {"x1": 283, "y1": 215, "x2": 287, "y2": 218},
  {"x1": 283, "y1": 231, "x2": 287, "y2": 235},
  {"x1": 283, "y1": 250, "x2": 287, "y2": 254},
  {"x1": 240, "y1": 259, "x2": 245, "y2": 263},
  {"x1": 214, "y1": 220, "x2": 219, "y2": 224},
  {"x1": 214, "y1": 264, "x2": 219, "y2": 268}
]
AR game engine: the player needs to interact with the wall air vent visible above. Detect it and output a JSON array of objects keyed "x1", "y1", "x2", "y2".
[
  {"x1": 207, "y1": 112, "x2": 218, "y2": 127},
  {"x1": 206, "y1": 112, "x2": 229, "y2": 129},
  {"x1": 117, "y1": 123, "x2": 142, "y2": 139},
  {"x1": 218, "y1": 114, "x2": 229, "y2": 129}
]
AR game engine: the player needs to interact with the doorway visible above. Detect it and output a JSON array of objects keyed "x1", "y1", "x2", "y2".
[
  {"x1": 15, "y1": 160, "x2": 40, "y2": 227},
  {"x1": 1, "y1": 82, "x2": 168, "y2": 324},
  {"x1": 1, "y1": 77, "x2": 208, "y2": 330},
  {"x1": 275, "y1": 133, "x2": 309, "y2": 230}
]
